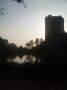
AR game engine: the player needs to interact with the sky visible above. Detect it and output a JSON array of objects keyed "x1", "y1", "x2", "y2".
[{"x1": 0, "y1": 0, "x2": 67, "y2": 46}]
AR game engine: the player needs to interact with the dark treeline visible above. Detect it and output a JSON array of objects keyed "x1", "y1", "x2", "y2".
[
  {"x1": 0, "y1": 36, "x2": 44, "y2": 55},
  {"x1": 0, "y1": 37, "x2": 28, "y2": 55}
]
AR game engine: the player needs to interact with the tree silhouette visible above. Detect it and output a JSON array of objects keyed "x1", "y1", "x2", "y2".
[
  {"x1": 34, "y1": 38, "x2": 40, "y2": 47},
  {"x1": 18, "y1": 46, "x2": 23, "y2": 53},
  {"x1": 25, "y1": 40, "x2": 34, "y2": 49},
  {"x1": 0, "y1": 37, "x2": 9, "y2": 48},
  {"x1": 29, "y1": 40, "x2": 34, "y2": 49},
  {"x1": 40, "y1": 38, "x2": 44, "y2": 45},
  {"x1": 25, "y1": 42, "x2": 30, "y2": 49}
]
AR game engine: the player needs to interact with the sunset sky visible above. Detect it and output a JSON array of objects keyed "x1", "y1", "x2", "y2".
[{"x1": 0, "y1": 0, "x2": 67, "y2": 46}]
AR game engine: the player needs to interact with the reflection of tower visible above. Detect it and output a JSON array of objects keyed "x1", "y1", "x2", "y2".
[{"x1": 45, "y1": 15, "x2": 64, "y2": 42}]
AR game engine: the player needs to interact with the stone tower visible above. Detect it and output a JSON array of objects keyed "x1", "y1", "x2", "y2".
[{"x1": 45, "y1": 15, "x2": 64, "y2": 42}]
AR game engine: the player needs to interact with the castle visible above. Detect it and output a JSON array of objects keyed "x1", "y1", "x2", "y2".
[
  {"x1": 44, "y1": 15, "x2": 67, "y2": 59},
  {"x1": 45, "y1": 15, "x2": 64, "y2": 43}
]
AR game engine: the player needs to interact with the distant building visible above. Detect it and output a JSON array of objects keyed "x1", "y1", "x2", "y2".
[{"x1": 45, "y1": 15, "x2": 64, "y2": 42}]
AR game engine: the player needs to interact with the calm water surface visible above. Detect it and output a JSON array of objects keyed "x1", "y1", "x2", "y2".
[{"x1": 7, "y1": 55, "x2": 41, "y2": 64}]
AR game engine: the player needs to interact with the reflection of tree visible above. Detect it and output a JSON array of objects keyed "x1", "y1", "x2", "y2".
[
  {"x1": 0, "y1": 53, "x2": 41, "y2": 64},
  {"x1": 18, "y1": 53, "x2": 23, "y2": 58},
  {"x1": 0, "y1": 54, "x2": 16, "y2": 64},
  {"x1": 24, "y1": 55, "x2": 41, "y2": 64},
  {"x1": 25, "y1": 55, "x2": 32, "y2": 63}
]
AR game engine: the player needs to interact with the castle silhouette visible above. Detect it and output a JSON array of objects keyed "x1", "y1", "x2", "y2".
[
  {"x1": 45, "y1": 15, "x2": 64, "y2": 42},
  {"x1": 44, "y1": 15, "x2": 67, "y2": 62}
]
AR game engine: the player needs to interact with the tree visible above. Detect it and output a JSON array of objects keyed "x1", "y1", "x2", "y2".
[
  {"x1": 8, "y1": 43, "x2": 17, "y2": 53},
  {"x1": 29, "y1": 40, "x2": 34, "y2": 49},
  {"x1": 25, "y1": 40, "x2": 34, "y2": 49},
  {"x1": 25, "y1": 42, "x2": 30, "y2": 49},
  {"x1": 40, "y1": 38, "x2": 44, "y2": 45},
  {"x1": 34, "y1": 38, "x2": 39, "y2": 47},
  {"x1": 0, "y1": 37, "x2": 9, "y2": 48},
  {"x1": 18, "y1": 46, "x2": 23, "y2": 54}
]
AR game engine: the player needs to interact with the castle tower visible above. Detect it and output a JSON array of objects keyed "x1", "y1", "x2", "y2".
[{"x1": 45, "y1": 15, "x2": 64, "y2": 42}]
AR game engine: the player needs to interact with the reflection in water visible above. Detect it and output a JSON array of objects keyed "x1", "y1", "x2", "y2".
[
  {"x1": 7, "y1": 55, "x2": 41, "y2": 64},
  {"x1": 0, "y1": 54, "x2": 16, "y2": 64}
]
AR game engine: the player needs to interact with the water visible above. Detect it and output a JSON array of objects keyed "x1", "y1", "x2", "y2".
[
  {"x1": 0, "y1": 54, "x2": 41, "y2": 64},
  {"x1": 0, "y1": 54, "x2": 67, "y2": 90}
]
